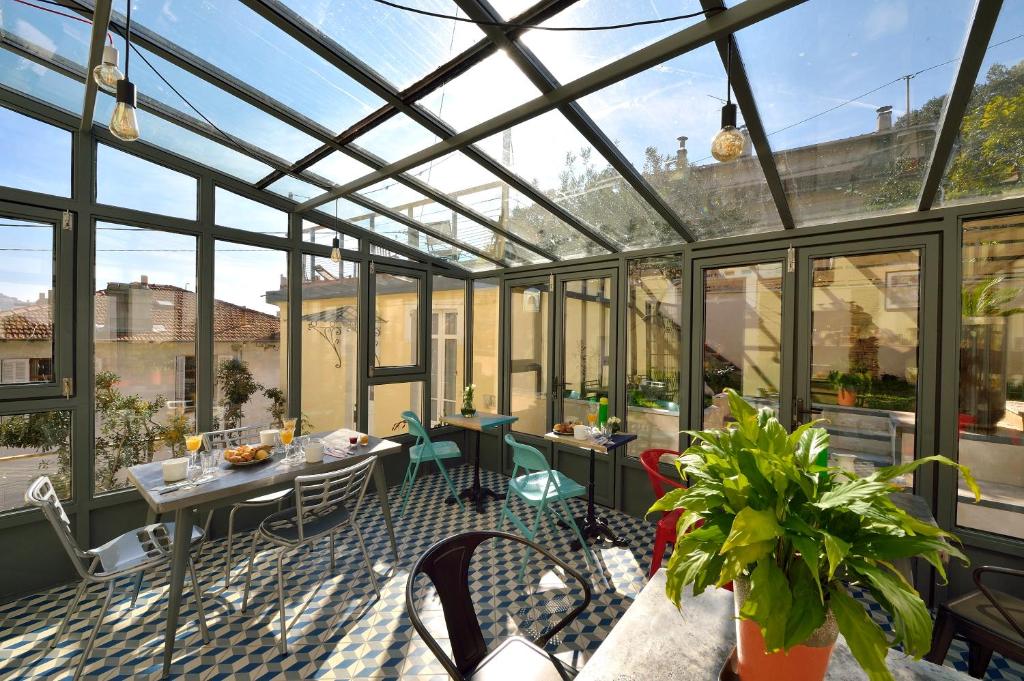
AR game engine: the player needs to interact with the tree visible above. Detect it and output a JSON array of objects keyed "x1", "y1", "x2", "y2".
[
  {"x1": 947, "y1": 91, "x2": 1024, "y2": 196},
  {"x1": 216, "y1": 358, "x2": 262, "y2": 429}
]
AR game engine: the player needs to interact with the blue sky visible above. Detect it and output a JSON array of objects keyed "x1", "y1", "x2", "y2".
[{"x1": 0, "y1": 0, "x2": 1022, "y2": 266}]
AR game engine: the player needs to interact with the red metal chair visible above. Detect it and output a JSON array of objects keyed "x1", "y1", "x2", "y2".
[{"x1": 640, "y1": 449, "x2": 686, "y2": 578}]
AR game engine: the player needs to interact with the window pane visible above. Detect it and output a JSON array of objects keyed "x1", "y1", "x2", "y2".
[
  {"x1": 302, "y1": 256, "x2": 359, "y2": 433},
  {"x1": 354, "y1": 114, "x2": 440, "y2": 164},
  {"x1": 267, "y1": 175, "x2": 323, "y2": 203},
  {"x1": 215, "y1": 188, "x2": 288, "y2": 237},
  {"x1": 0, "y1": 107, "x2": 71, "y2": 197},
  {"x1": 375, "y1": 272, "x2": 420, "y2": 368},
  {"x1": 0, "y1": 49, "x2": 83, "y2": 115},
  {"x1": 958, "y1": 215, "x2": 1024, "y2": 540},
  {"x1": 282, "y1": 0, "x2": 483, "y2": 90},
  {"x1": 0, "y1": 217, "x2": 55, "y2": 385},
  {"x1": 702, "y1": 262, "x2": 783, "y2": 425},
  {"x1": 938, "y1": 3, "x2": 1024, "y2": 207},
  {"x1": 561, "y1": 277, "x2": 612, "y2": 425},
  {"x1": 430, "y1": 275, "x2": 465, "y2": 425},
  {"x1": 626, "y1": 257, "x2": 682, "y2": 456},
  {"x1": 473, "y1": 278, "x2": 500, "y2": 414},
  {"x1": 737, "y1": 0, "x2": 972, "y2": 226},
  {"x1": 214, "y1": 242, "x2": 287, "y2": 429},
  {"x1": 1, "y1": 0, "x2": 90, "y2": 65},
  {"x1": 0, "y1": 410, "x2": 71, "y2": 513},
  {"x1": 369, "y1": 381, "x2": 423, "y2": 438},
  {"x1": 510, "y1": 282, "x2": 549, "y2": 435},
  {"x1": 308, "y1": 151, "x2": 376, "y2": 187},
  {"x1": 96, "y1": 145, "x2": 197, "y2": 220},
  {"x1": 301, "y1": 219, "x2": 359, "y2": 250},
  {"x1": 94, "y1": 224, "x2": 197, "y2": 494}
]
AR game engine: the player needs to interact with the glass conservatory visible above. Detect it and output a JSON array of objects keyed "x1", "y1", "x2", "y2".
[{"x1": 0, "y1": 0, "x2": 1022, "y2": 679}]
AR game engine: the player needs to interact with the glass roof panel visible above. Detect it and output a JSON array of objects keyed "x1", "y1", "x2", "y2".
[
  {"x1": 351, "y1": 113, "x2": 440, "y2": 162},
  {"x1": 119, "y1": 1, "x2": 384, "y2": 134},
  {"x1": 577, "y1": 43, "x2": 782, "y2": 240},
  {"x1": 937, "y1": 3, "x2": 1024, "y2": 207},
  {"x1": 107, "y1": 35, "x2": 321, "y2": 164},
  {"x1": 307, "y1": 151, "x2": 376, "y2": 186},
  {"x1": 214, "y1": 188, "x2": 289, "y2": 237},
  {"x1": 737, "y1": 0, "x2": 973, "y2": 226},
  {"x1": 476, "y1": 108, "x2": 683, "y2": 250},
  {"x1": 517, "y1": 0, "x2": 707, "y2": 83},
  {"x1": 266, "y1": 175, "x2": 320, "y2": 203},
  {"x1": 0, "y1": 48, "x2": 83, "y2": 115},
  {"x1": 96, "y1": 93, "x2": 274, "y2": 183},
  {"x1": 0, "y1": 0, "x2": 91, "y2": 66},
  {"x1": 281, "y1": 0, "x2": 484, "y2": 90},
  {"x1": 418, "y1": 51, "x2": 541, "y2": 132}
]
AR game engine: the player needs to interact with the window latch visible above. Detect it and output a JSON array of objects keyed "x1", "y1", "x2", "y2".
[
  {"x1": 61, "y1": 211, "x2": 73, "y2": 231},
  {"x1": 786, "y1": 245, "x2": 795, "y2": 273},
  {"x1": 62, "y1": 377, "x2": 73, "y2": 399}
]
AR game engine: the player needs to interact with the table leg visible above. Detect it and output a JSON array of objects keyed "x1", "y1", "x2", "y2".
[
  {"x1": 448, "y1": 428, "x2": 501, "y2": 513},
  {"x1": 373, "y1": 462, "x2": 399, "y2": 564},
  {"x1": 162, "y1": 507, "x2": 193, "y2": 677},
  {"x1": 570, "y1": 448, "x2": 626, "y2": 551}
]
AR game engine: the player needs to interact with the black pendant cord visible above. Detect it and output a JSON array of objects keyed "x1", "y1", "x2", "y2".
[
  {"x1": 124, "y1": 0, "x2": 131, "y2": 80},
  {"x1": 725, "y1": 36, "x2": 732, "y2": 107}
]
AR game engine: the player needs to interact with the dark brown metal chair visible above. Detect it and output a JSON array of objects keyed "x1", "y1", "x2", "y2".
[
  {"x1": 926, "y1": 565, "x2": 1024, "y2": 678},
  {"x1": 405, "y1": 530, "x2": 592, "y2": 680}
]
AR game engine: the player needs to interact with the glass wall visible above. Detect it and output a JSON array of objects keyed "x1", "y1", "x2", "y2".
[
  {"x1": 0, "y1": 107, "x2": 71, "y2": 197},
  {"x1": 0, "y1": 410, "x2": 71, "y2": 512},
  {"x1": 561, "y1": 276, "x2": 612, "y2": 424},
  {"x1": 93, "y1": 223, "x2": 197, "y2": 494},
  {"x1": 214, "y1": 188, "x2": 289, "y2": 237},
  {"x1": 300, "y1": 256, "x2": 359, "y2": 434},
  {"x1": 702, "y1": 262, "x2": 783, "y2": 426},
  {"x1": 0, "y1": 217, "x2": 55, "y2": 385},
  {"x1": 430, "y1": 275, "x2": 465, "y2": 426},
  {"x1": 374, "y1": 271, "x2": 421, "y2": 369},
  {"x1": 627, "y1": 257, "x2": 682, "y2": 455},
  {"x1": 958, "y1": 215, "x2": 1024, "y2": 540},
  {"x1": 509, "y1": 281, "x2": 549, "y2": 435},
  {"x1": 213, "y1": 241, "x2": 287, "y2": 430},
  {"x1": 472, "y1": 278, "x2": 500, "y2": 414},
  {"x1": 369, "y1": 381, "x2": 423, "y2": 437},
  {"x1": 96, "y1": 145, "x2": 198, "y2": 220}
]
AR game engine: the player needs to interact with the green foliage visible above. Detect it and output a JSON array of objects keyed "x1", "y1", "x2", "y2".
[
  {"x1": 216, "y1": 358, "x2": 262, "y2": 429},
  {"x1": 961, "y1": 276, "x2": 1024, "y2": 318},
  {"x1": 0, "y1": 411, "x2": 72, "y2": 498},
  {"x1": 651, "y1": 389, "x2": 980, "y2": 681},
  {"x1": 93, "y1": 371, "x2": 169, "y2": 492},
  {"x1": 827, "y1": 370, "x2": 868, "y2": 392}
]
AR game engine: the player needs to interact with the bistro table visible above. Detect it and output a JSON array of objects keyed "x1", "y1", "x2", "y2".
[
  {"x1": 127, "y1": 429, "x2": 402, "y2": 677},
  {"x1": 442, "y1": 411, "x2": 518, "y2": 513},
  {"x1": 576, "y1": 569, "x2": 970, "y2": 681},
  {"x1": 544, "y1": 430, "x2": 636, "y2": 550}
]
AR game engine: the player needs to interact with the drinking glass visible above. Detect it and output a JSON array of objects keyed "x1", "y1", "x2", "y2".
[
  {"x1": 186, "y1": 433, "x2": 203, "y2": 457},
  {"x1": 185, "y1": 453, "x2": 203, "y2": 487},
  {"x1": 281, "y1": 427, "x2": 296, "y2": 465},
  {"x1": 200, "y1": 449, "x2": 218, "y2": 480}
]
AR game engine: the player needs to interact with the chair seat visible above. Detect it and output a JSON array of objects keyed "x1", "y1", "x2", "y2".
[
  {"x1": 89, "y1": 522, "x2": 203, "y2": 574},
  {"x1": 241, "y1": 488, "x2": 292, "y2": 505},
  {"x1": 410, "y1": 440, "x2": 461, "y2": 462},
  {"x1": 468, "y1": 636, "x2": 574, "y2": 680},
  {"x1": 947, "y1": 589, "x2": 1024, "y2": 645},
  {"x1": 260, "y1": 503, "x2": 350, "y2": 543},
  {"x1": 509, "y1": 471, "x2": 585, "y2": 504}
]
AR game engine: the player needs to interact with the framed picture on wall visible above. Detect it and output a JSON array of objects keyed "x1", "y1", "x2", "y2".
[{"x1": 885, "y1": 269, "x2": 920, "y2": 310}]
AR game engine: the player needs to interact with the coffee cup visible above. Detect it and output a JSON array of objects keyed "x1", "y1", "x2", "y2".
[
  {"x1": 573, "y1": 424, "x2": 590, "y2": 441},
  {"x1": 304, "y1": 440, "x2": 324, "y2": 463}
]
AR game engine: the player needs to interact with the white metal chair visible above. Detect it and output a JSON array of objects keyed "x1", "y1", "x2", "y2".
[
  {"x1": 241, "y1": 455, "x2": 380, "y2": 655},
  {"x1": 26, "y1": 476, "x2": 209, "y2": 681},
  {"x1": 198, "y1": 424, "x2": 293, "y2": 587}
]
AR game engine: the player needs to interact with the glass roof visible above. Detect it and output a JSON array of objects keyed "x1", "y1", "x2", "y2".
[{"x1": 1, "y1": 0, "x2": 1020, "y2": 270}]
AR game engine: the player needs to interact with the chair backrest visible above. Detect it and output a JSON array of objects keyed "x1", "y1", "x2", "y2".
[
  {"x1": 503, "y1": 433, "x2": 549, "y2": 474},
  {"x1": 203, "y1": 424, "x2": 269, "y2": 451},
  {"x1": 639, "y1": 449, "x2": 685, "y2": 502},
  {"x1": 974, "y1": 565, "x2": 1024, "y2": 640},
  {"x1": 292, "y1": 455, "x2": 377, "y2": 541},
  {"x1": 406, "y1": 530, "x2": 593, "y2": 680},
  {"x1": 25, "y1": 476, "x2": 92, "y2": 578}
]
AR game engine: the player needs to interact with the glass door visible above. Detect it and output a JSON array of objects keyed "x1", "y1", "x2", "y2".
[
  {"x1": 507, "y1": 278, "x2": 551, "y2": 436},
  {"x1": 555, "y1": 271, "x2": 617, "y2": 428}
]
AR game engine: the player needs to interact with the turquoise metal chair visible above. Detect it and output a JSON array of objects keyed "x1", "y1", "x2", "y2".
[
  {"x1": 500, "y1": 434, "x2": 593, "y2": 578},
  {"x1": 398, "y1": 410, "x2": 465, "y2": 515}
]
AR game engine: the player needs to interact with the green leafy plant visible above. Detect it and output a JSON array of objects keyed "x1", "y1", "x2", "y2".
[
  {"x1": 961, "y1": 276, "x2": 1024, "y2": 317},
  {"x1": 650, "y1": 389, "x2": 981, "y2": 681},
  {"x1": 216, "y1": 358, "x2": 262, "y2": 429},
  {"x1": 827, "y1": 370, "x2": 867, "y2": 392}
]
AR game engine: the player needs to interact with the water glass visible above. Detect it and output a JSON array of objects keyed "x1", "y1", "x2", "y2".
[
  {"x1": 185, "y1": 453, "x2": 203, "y2": 486},
  {"x1": 200, "y1": 449, "x2": 219, "y2": 479}
]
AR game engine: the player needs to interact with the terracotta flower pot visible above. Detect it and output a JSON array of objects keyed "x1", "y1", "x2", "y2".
[
  {"x1": 836, "y1": 388, "x2": 857, "y2": 407},
  {"x1": 734, "y1": 579, "x2": 837, "y2": 681}
]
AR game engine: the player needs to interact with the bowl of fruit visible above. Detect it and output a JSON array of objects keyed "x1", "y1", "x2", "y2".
[{"x1": 224, "y1": 444, "x2": 273, "y2": 467}]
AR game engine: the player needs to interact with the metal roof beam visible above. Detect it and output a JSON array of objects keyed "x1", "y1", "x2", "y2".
[{"x1": 79, "y1": 0, "x2": 112, "y2": 131}]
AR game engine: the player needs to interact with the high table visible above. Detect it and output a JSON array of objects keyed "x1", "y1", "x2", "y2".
[
  {"x1": 127, "y1": 429, "x2": 401, "y2": 677},
  {"x1": 442, "y1": 411, "x2": 518, "y2": 513},
  {"x1": 576, "y1": 569, "x2": 970, "y2": 680},
  {"x1": 544, "y1": 431, "x2": 636, "y2": 550}
]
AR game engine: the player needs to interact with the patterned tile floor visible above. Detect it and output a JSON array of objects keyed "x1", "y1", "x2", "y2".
[{"x1": 0, "y1": 465, "x2": 1021, "y2": 680}]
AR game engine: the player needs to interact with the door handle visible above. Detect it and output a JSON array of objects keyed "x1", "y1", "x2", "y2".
[{"x1": 793, "y1": 397, "x2": 822, "y2": 429}]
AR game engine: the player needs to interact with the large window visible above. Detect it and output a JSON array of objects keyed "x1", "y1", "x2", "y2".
[
  {"x1": 373, "y1": 270, "x2": 422, "y2": 370},
  {"x1": 0, "y1": 217, "x2": 56, "y2": 386},
  {"x1": 0, "y1": 410, "x2": 71, "y2": 513},
  {"x1": 96, "y1": 145, "x2": 198, "y2": 220},
  {"x1": 472, "y1": 278, "x2": 500, "y2": 414},
  {"x1": 369, "y1": 381, "x2": 423, "y2": 438},
  {"x1": 958, "y1": 215, "x2": 1024, "y2": 540},
  {"x1": 509, "y1": 281, "x2": 549, "y2": 435},
  {"x1": 213, "y1": 241, "x2": 287, "y2": 430},
  {"x1": 0, "y1": 107, "x2": 71, "y2": 197},
  {"x1": 627, "y1": 257, "x2": 682, "y2": 455},
  {"x1": 214, "y1": 188, "x2": 288, "y2": 237},
  {"x1": 430, "y1": 275, "x2": 465, "y2": 425},
  {"x1": 301, "y1": 255, "x2": 359, "y2": 433},
  {"x1": 93, "y1": 223, "x2": 197, "y2": 494}
]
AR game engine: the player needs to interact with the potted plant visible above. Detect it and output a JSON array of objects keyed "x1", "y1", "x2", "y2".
[
  {"x1": 650, "y1": 389, "x2": 980, "y2": 681},
  {"x1": 827, "y1": 370, "x2": 864, "y2": 407},
  {"x1": 461, "y1": 383, "x2": 477, "y2": 417}
]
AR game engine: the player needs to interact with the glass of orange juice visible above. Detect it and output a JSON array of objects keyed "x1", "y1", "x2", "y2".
[{"x1": 281, "y1": 421, "x2": 298, "y2": 464}]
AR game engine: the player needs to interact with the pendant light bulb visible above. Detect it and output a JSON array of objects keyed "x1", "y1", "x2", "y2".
[
  {"x1": 92, "y1": 44, "x2": 123, "y2": 93},
  {"x1": 711, "y1": 102, "x2": 744, "y2": 163},
  {"x1": 330, "y1": 236, "x2": 342, "y2": 263},
  {"x1": 110, "y1": 78, "x2": 140, "y2": 141}
]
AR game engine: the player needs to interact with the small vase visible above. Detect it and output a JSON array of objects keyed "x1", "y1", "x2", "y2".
[
  {"x1": 836, "y1": 388, "x2": 857, "y2": 407},
  {"x1": 734, "y1": 578, "x2": 837, "y2": 681},
  {"x1": 461, "y1": 405, "x2": 476, "y2": 417}
]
